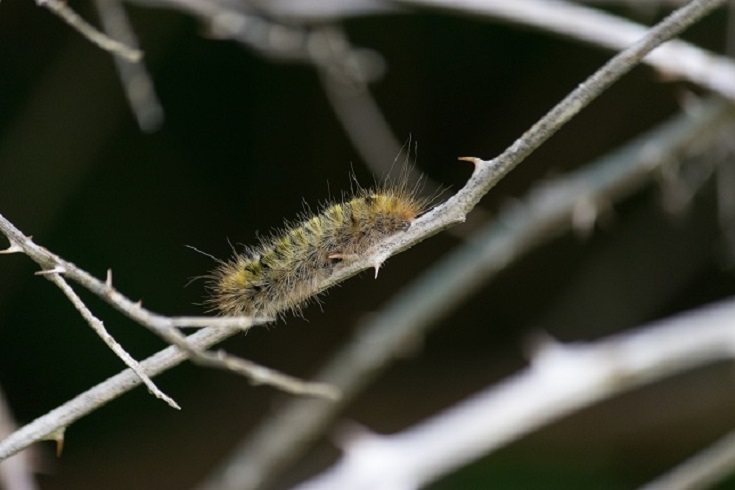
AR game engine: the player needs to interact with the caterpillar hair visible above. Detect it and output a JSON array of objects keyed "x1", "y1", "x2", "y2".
[{"x1": 205, "y1": 176, "x2": 428, "y2": 319}]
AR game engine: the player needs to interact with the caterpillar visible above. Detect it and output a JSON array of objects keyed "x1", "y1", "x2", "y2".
[{"x1": 206, "y1": 181, "x2": 428, "y2": 318}]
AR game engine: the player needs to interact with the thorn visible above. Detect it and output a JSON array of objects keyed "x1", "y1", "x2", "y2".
[
  {"x1": 457, "y1": 156, "x2": 485, "y2": 167},
  {"x1": 572, "y1": 197, "x2": 598, "y2": 237},
  {"x1": 35, "y1": 265, "x2": 66, "y2": 276},
  {"x1": 0, "y1": 241, "x2": 22, "y2": 254},
  {"x1": 522, "y1": 330, "x2": 559, "y2": 361},
  {"x1": 372, "y1": 260, "x2": 383, "y2": 279},
  {"x1": 44, "y1": 427, "x2": 66, "y2": 457},
  {"x1": 333, "y1": 421, "x2": 375, "y2": 450},
  {"x1": 135, "y1": 300, "x2": 143, "y2": 308},
  {"x1": 154, "y1": 391, "x2": 181, "y2": 410},
  {"x1": 105, "y1": 269, "x2": 113, "y2": 288}
]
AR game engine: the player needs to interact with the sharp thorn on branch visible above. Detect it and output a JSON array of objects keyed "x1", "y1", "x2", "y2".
[
  {"x1": 457, "y1": 156, "x2": 485, "y2": 168},
  {"x1": 0, "y1": 241, "x2": 22, "y2": 254},
  {"x1": 35, "y1": 265, "x2": 66, "y2": 276}
]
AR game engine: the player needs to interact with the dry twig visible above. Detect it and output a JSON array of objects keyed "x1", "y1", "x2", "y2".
[
  {"x1": 0, "y1": 388, "x2": 37, "y2": 490},
  {"x1": 0, "y1": 213, "x2": 338, "y2": 459},
  {"x1": 93, "y1": 0, "x2": 164, "y2": 131},
  {"x1": 1, "y1": 0, "x2": 725, "y2": 471},
  {"x1": 36, "y1": 0, "x2": 142, "y2": 61},
  {"x1": 295, "y1": 297, "x2": 735, "y2": 490},
  {"x1": 197, "y1": 97, "x2": 735, "y2": 490}
]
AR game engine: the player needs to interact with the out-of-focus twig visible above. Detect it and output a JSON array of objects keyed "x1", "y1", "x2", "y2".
[
  {"x1": 0, "y1": 212, "x2": 339, "y2": 460},
  {"x1": 36, "y1": 0, "x2": 142, "y2": 61},
  {"x1": 0, "y1": 388, "x2": 38, "y2": 490},
  {"x1": 313, "y1": 27, "x2": 427, "y2": 186},
  {"x1": 129, "y1": 0, "x2": 735, "y2": 101},
  {"x1": 4, "y1": 0, "x2": 723, "y2": 470},
  {"x1": 94, "y1": 0, "x2": 164, "y2": 131},
  {"x1": 0, "y1": 326, "x2": 238, "y2": 462},
  {"x1": 45, "y1": 271, "x2": 179, "y2": 409},
  {"x1": 193, "y1": 2, "x2": 730, "y2": 487},
  {"x1": 640, "y1": 427, "x2": 735, "y2": 490},
  {"x1": 0, "y1": 213, "x2": 336, "y2": 400},
  {"x1": 295, "y1": 298, "x2": 735, "y2": 490},
  {"x1": 196, "y1": 98, "x2": 735, "y2": 490},
  {"x1": 394, "y1": 0, "x2": 735, "y2": 101}
]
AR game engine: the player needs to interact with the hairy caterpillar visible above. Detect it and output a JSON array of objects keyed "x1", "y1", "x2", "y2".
[{"x1": 206, "y1": 181, "x2": 427, "y2": 318}]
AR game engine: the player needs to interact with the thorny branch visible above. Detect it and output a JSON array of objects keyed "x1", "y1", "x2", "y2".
[
  {"x1": 295, "y1": 298, "x2": 735, "y2": 490},
  {"x1": 0, "y1": 214, "x2": 337, "y2": 403},
  {"x1": 3, "y1": 0, "x2": 729, "y2": 477},
  {"x1": 197, "y1": 98, "x2": 735, "y2": 490},
  {"x1": 0, "y1": 212, "x2": 338, "y2": 459},
  {"x1": 45, "y1": 271, "x2": 180, "y2": 409},
  {"x1": 0, "y1": 326, "x2": 245, "y2": 461},
  {"x1": 310, "y1": 0, "x2": 728, "y2": 298}
]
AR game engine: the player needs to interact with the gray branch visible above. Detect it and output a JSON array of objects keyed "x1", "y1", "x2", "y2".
[
  {"x1": 94, "y1": 0, "x2": 164, "y2": 131},
  {"x1": 2, "y1": 0, "x2": 724, "y2": 471},
  {"x1": 0, "y1": 388, "x2": 38, "y2": 490},
  {"x1": 295, "y1": 298, "x2": 735, "y2": 490},
  {"x1": 196, "y1": 96, "x2": 735, "y2": 490},
  {"x1": 35, "y1": 0, "x2": 142, "y2": 61}
]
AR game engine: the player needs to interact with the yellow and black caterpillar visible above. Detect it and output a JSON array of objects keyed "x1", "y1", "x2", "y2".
[{"x1": 207, "y1": 184, "x2": 426, "y2": 318}]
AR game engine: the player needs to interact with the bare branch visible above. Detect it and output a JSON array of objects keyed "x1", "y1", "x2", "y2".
[
  {"x1": 0, "y1": 213, "x2": 336, "y2": 400},
  {"x1": 35, "y1": 0, "x2": 142, "y2": 61},
  {"x1": 2, "y1": 0, "x2": 723, "y2": 469},
  {"x1": 313, "y1": 28, "x2": 426, "y2": 185},
  {"x1": 125, "y1": 0, "x2": 399, "y2": 24},
  {"x1": 94, "y1": 0, "x2": 164, "y2": 131},
  {"x1": 134, "y1": 0, "x2": 735, "y2": 101},
  {"x1": 0, "y1": 388, "x2": 38, "y2": 490},
  {"x1": 45, "y1": 272, "x2": 180, "y2": 410},
  {"x1": 296, "y1": 298, "x2": 735, "y2": 490},
  {"x1": 308, "y1": 0, "x2": 728, "y2": 299},
  {"x1": 0, "y1": 326, "x2": 233, "y2": 461},
  {"x1": 392, "y1": 0, "x2": 735, "y2": 100},
  {"x1": 196, "y1": 97, "x2": 735, "y2": 490},
  {"x1": 641, "y1": 428, "x2": 735, "y2": 490}
]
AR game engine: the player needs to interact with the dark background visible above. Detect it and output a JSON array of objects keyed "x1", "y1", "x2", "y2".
[{"x1": 1, "y1": 2, "x2": 734, "y2": 489}]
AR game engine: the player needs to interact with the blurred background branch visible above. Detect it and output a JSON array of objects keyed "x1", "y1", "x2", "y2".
[
  {"x1": 197, "y1": 98, "x2": 735, "y2": 490},
  {"x1": 0, "y1": 387, "x2": 37, "y2": 490},
  {"x1": 295, "y1": 297, "x2": 735, "y2": 490},
  {"x1": 1, "y1": 0, "x2": 734, "y2": 488}
]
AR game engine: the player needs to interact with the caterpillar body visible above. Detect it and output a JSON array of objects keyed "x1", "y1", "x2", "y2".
[{"x1": 207, "y1": 184, "x2": 426, "y2": 318}]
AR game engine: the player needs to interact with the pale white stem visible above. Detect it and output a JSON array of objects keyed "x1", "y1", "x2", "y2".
[
  {"x1": 296, "y1": 298, "x2": 735, "y2": 490},
  {"x1": 1, "y1": 0, "x2": 722, "y2": 469},
  {"x1": 35, "y1": 0, "x2": 142, "y2": 61},
  {"x1": 0, "y1": 388, "x2": 38, "y2": 490},
  {"x1": 0, "y1": 326, "x2": 231, "y2": 462},
  {"x1": 640, "y1": 428, "x2": 735, "y2": 490},
  {"x1": 94, "y1": 0, "x2": 164, "y2": 131},
  {"x1": 46, "y1": 272, "x2": 180, "y2": 410},
  {"x1": 394, "y1": 0, "x2": 735, "y2": 100},
  {"x1": 197, "y1": 98, "x2": 735, "y2": 490},
  {"x1": 0, "y1": 213, "x2": 336, "y2": 403}
]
